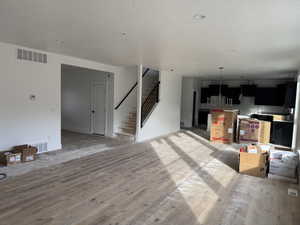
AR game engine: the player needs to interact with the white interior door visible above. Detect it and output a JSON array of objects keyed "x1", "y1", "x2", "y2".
[{"x1": 92, "y1": 82, "x2": 106, "y2": 135}]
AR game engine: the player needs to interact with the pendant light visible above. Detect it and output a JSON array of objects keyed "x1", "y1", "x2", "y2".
[{"x1": 218, "y1": 67, "x2": 224, "y2": 106}]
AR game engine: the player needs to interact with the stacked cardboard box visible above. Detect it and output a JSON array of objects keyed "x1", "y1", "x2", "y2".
[
  {"x1": 269, "y1": 150, "x2": 298, "y2": 179},
  {"x1": 12, "y1": 145, "x2": 37, "y2": 162},
  {"x1": 238, "y1": 118, "x2": 271, "y2": 144},
  {"x1": 210, "y1": 109, "x2": 238, "y2": 144},
  {"x1": 0, "y1": 151, "x2": 22, "y2": 166},
  {"x1": 272, "y1": 114, "x2": 286, "y2": 121},
  {"x1": 0, "y1": 145, "x2": 37, "y2": 166},
  {"x1": 239, "y1": 145, "x2": 268, "y2": 178}
]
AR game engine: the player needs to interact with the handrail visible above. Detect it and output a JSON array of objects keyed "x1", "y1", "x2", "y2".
[
  {"x1": 114, "y1": 68, "x2": 150, "y2": 110},
  {"x1": 141, "y1": 81, "x2": 160, "y2": 109},
  {"x1": 141, "y1": 81, "x2": 160, "y2": 127}
]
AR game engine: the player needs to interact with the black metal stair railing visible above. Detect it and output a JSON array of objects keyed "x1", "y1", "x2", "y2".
[
  {"x1": 141, "y1": 81, "x2": 160, "y2": 127},
  {"x1": 114, "y1": 68, "x2": 150, "y2": 110}
]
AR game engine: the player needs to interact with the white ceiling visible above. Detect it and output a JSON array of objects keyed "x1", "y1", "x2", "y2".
[{"x1": 0, "y1": 0, "x2": 300, "y2": 78}]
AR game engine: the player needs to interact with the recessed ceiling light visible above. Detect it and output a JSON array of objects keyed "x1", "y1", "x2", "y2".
[{"x1": 193, "y1": 14, "x2": 206, "y2": 20}]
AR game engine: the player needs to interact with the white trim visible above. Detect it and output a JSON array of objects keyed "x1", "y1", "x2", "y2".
[
  {"x1": 136, "y1": 65, "x2": 143, "y2": 141},
  {"x1": 91, "y1": 81, "x2": 107, "y2": 135},
  {"x1": 105, "y1": 73, "x2": 115, "y2": 137},
  {"x1": 292, "y1": 74, "x2": 300, "y2": 152}
]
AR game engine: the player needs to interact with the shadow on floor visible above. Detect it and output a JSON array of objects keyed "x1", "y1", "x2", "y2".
[{"x1": 180, "y1": 129, "x2": 239, "y2": 171}]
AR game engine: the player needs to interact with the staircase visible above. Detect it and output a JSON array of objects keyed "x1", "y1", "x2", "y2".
[
  {"x1": 116, "y1": 68, "x2": 160, "y2": 137},
  {"x1": 121, "y1": 110, "x2": 137, "y2": 135}
]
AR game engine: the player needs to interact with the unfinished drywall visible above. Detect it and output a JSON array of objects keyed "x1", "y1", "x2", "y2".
[
  {"x1": 137, "y1": 71, "x2": 182, "y2": 142},
  {"x1": 0, "y1": 41, "x2": 137, "y2": 151},
  {"x1": 61, "y1": 65, "x2": 107, "y2": 134}
]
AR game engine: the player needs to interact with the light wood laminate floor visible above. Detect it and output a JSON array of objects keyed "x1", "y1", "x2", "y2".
[{"x1": 0, "y1": 130, "x2": 299, "y2": 225}]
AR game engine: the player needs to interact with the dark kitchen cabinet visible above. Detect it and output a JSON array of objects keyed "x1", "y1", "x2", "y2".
[
  {"x1": 200, "y1": 88, "x2": 210, "y2": 103},
  {"x1": 226, "y1": 88, "x2": 241, "y2": 104},
  {"x1": 208, "y1": 85, "x2": 228, "y2": 96},
  {"x1": 198, "y1": 110, "x2": 209, "y2": 129},
  {"x1": 254, "y1": 83, "x2": 296, "y2": 107},
  {"x1": 277, "y1": 84, "x2": 287, "y2": 106},
  {"x1": 254, "y1": 88, "x2": 280, "y2": 106},
  {"x1": 285, "y1": 82, "x2": 296, "y2": 108},
  {"x1": 271, "y1": 121, "x2": 293, "y2": 147},
  {"x1": 241, "y1": 85, "x2": 256, "y2": 96}
]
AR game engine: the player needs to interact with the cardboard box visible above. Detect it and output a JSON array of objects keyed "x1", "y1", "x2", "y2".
[
  {"x1": 238, "y1": 119, "x2": 271, "y2": 144},
  {"x1": 12, "y1": 145, "x2": 37, "y2": 162},
  {"x1": 269, "y1": 150, "x2": 299, "y2": 178},
  {"x1": 239, "y1": 146, "x2": 268, "y2": 178},
  {"x1": 268, "y1": 173, "x2": 298, "y2": 184},
  {"x1": 272, "y1": 114, "x2": 286, "y2": 121},
  {"x1": 210, "y1": 109, "x2": 238, "y2": 144},
  {"x1": 0, "y1": 151, "x2": 22, "y2": 166}
]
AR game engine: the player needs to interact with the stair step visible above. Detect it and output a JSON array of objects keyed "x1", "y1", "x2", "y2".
[
  {"x1": 121, "y1": 127, "x2": 136, "y2": 135},
  {"x1": 114, "y1": 132, "x2": 135, "y2": 142},
  {"x1": 123, "y1": 122, "x2": 136, "y2": 128},
  {"x1": 127, "y1": 117, "x2": 136, "y2": 122}
]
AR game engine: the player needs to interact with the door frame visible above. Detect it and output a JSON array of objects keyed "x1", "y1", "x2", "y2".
[
  {"x1": 61, "y1": 64, "x2": 114, "y2": 138},
  {"x1": 91, "y1": 81, "x2": 107, "y2": 135},
  {"x1": 192, "y1": 91, "x2": 196, "y2": 127}
]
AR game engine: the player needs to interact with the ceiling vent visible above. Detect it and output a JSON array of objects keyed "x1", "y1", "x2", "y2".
[{"x1": 17, "y1": 48, "x2": 47, "y2": 64}]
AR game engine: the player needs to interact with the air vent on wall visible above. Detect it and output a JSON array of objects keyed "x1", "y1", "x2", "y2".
[
  {"x1": 31, "y1": 142, "x2": 48, "y2": 154},
  {"x1": 17, "y1": 48, "x2": 47, "y2": 64}
]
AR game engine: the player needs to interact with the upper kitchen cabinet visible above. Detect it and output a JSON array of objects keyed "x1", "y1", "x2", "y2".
[
  {"x1": 225, "y1": 87, "x2": 241, "y2": 104},
  {"x1": 200, "y1": 88, "x2": 210, "y2": 103},
  {"x1": 285, "y1": 82, "x2": 296, "y2": 108},
  {"x1": 254, "y1": 88, "x2": 280, "y2": 106},
  {"x1": 208, "y1": 85, "x2": 228, "y2": 96},
  {"x1": 241, "y1": 85, "x2": 256, "y2": 97},
  {"x1": 254, "y1": 82, "x2": 296, "y2": 107},
  {"x1": 277, "y1": 84, "x2": 287, "y2": 106}
]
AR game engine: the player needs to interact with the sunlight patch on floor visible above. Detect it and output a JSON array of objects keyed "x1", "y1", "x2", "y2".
[{"x1": 150, "y1": 133, "x2": 238, "y2": 224}]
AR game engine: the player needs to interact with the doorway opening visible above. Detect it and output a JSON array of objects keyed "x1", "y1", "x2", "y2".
[{"x1": 61, "y1": 64, "x2": 115, "y2": 150}]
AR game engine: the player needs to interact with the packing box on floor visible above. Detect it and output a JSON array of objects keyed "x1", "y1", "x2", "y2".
[
  {"x1": 0, "y1": 151, "x2": 22, "y2": 166},
  {"x1": 210, "y1": 109, "x2": 238, "y2": 144},
  {"x1": 269, "y1": 150, "x2": 299, "y2": 178},
  {"x1": 272, "y1": 114, "x2": 286, "y2": 121},
  {"x1": 12, "y1": 145, "x2": 37, "y2": 162},
  {"x1": 239, "y1": 145, "x2": 268, "y2": 178},
  {"x1": 238, "y1": 118, "x2": 271, "y2": 144}
]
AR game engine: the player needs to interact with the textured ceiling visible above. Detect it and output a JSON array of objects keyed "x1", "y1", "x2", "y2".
[{"x1": 0, "y1": 0, "x2": 300, "y2": 78}]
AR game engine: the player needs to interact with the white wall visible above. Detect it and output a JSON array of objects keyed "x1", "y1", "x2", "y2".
[
  {"x1": 61, "y1": 66, "x2": 107, "y2": 134},
  {"x1": 180, "y1": 77, "x2": 194, "y2": 127},
  {"x1": 114, "y1": 66, "x2": 138, "y2": 133},
  {"x1": 293, "y1": 72, "x2": 300, "y2": 152},
  {"x1": 0, "y1": 41, "x2": 137, "y2": 151},
  {"x1": 137, "y1": 71, "x2": 182, "y2": 142}
]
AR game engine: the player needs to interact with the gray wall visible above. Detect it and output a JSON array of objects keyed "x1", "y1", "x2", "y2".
[{"x1": 61, "y1": 65, "x2": 107, "y2": 134}]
